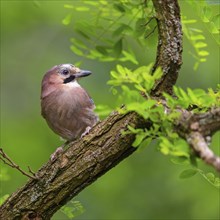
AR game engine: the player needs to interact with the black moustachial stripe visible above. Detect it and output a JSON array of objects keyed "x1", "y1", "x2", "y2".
[{"x1": 63, "y1": 75, "x2": 75, "y2": 84}]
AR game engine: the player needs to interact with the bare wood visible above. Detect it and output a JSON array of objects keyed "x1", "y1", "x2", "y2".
[
  {"x1": 175, "y1": 107, "x2": 220, "y2": 171},
  {"x1": 0, "y1": 148, "x2": 38, "y2": 180}
]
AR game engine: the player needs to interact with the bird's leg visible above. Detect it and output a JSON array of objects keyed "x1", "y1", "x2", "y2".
[
  {"x1": 50, "y1": 140, "x2": 70, "y2": 161},
  {"x1": 81, "y1": 126, "x2": 92, "y2": 138}
]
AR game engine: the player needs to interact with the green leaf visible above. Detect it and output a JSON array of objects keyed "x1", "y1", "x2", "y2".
[
  {"x1": 170, "y1": 156, "x2": 189, "y2": 165},
  {"x1": 135, "y1": 18, "x2": 146, "y2": 36},
  {"x1": 113, "y1": 3, "x2": 126, "y2": 12},
  {"x1": 159, "y1": 137, "x2": 172, "y2": 155},
  {"x1": 114, "y1": 38, "x2": 123, "y2": 57},
  {"x1": 96, "y1": 46, "x2": 108, "y2": 55},
  {"x1": 211, "y1": 14, "x2": 220, "y2": 30},
  {"x1": 64, "y1": 4, "x2": 74, "y2": 9},
  {"x1": 193, "y1": 61, "x2": 199, "y2": 71},
  {"x1": 198, "y1": 50, "x2": 209, "y2": 56},
  {"x1": 179, "y1": 169, "x2": 198, "y2": 179},
  {"x1": 198, "y1": 170, "x2": 220, "y2": 188},
  {"x1": 61, "y1": 200, "x2": 85, "y2": 219},
  {"x1": 182, "y1": 19, "x2": 197, "y2": 24},
  {"x1": 208, "y1": 21, "x2": 219, "y2": 34},
  {"x1": 70, "y1": 38, "x2": 87, "y2": 49},
  {"x1": 187, "y1": 88, "x2": 198, "y2": 103},
  {"x1": 88, "y1": 49, "x2": 102, "y2": 59},
  {"x1": 191, "y1": 34, "x2": 206, "y2": 40},
  {"x1": 62, "y1": 13, "x2": 72, "y2": 25},
  {"x1": 137, "y1": 137, "x2": 153, "y2": 151},
  {"x1": 70, "y1": 45, "x2": 83, "y2": 56},
  {"x1": 120, "y1": 50, "x2": 138, "y2": 64},
  {"x1": 112, "y1": 24, "x2": 132, "y2": 37},
  {"x1": 194, "y1": 42, "x2": 207, "y2": 48},
  {"x1": 199, "y1": 58, "x2": 207, "y2": 62},
  {"x1": 201, "y1": 6, "x2": 212, "y2": 22},
  {"x1": 75, "y1": 29, "x2": 90, "y2": 39},
  {"x1": 75, "y1": 6, "x2": 90, "y2": 11},
  {"x1": 84, "y1": 1, "x2": 99, "y2": 6},
  {"x1": 132, "y1": 132, "x2": 147, "y2": 147},
  {"x1": 153, "y1": 67, "x2": 163, "y2": 80},
  {"x1": 134, "y1": 83, "x2": 143, "y2": 90},
  {"x1": 145, "y1": 99, "x2": 157, "y2": 109}
]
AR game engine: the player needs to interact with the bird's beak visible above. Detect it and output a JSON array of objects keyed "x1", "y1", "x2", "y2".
[{"x1": 75, "y1": 70, "x2": 92, "y2": 78}]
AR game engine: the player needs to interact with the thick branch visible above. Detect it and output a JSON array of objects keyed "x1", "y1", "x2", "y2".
[
  {"x1": 151, "y1": 0, "x2": 182, "y2": 95},
  {"x1": 0, "y1": 112, "x2": 147, "y2": 219},
  {"x1": 175, "y1": 107, "x2": 220, "y2": 171},
  {"x1": 187, "y1": 132, "x2": 220, "y2": 171},
  {"x1": 176, "y1": 107, "x2": 220, "y2": 138}
]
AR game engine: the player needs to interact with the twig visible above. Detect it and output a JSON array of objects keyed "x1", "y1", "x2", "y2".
[
  {"x1": 187, "y1": 132, "x2": 220, "y2": 172},
  {"x1": 145, "y1": 25, "x2": 157, "y2": 39},
  {"x1": 175, "y1": 107, "x2": 220, "y2": 172},
  {"x1": 143, "y1": 16, "x2": 155, "y2": 27},
  {"x1": 0, "y1": 148, "x2": 38, "y2": 180}
]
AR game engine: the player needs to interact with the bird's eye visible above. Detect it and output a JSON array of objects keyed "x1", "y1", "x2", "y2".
[{"x1": 62, "y1": 69, "x2": 69, "y2": 75}]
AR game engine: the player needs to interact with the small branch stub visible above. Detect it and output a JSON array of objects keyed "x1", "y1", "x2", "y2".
[{"x1": 0, "y1": 148, "x2": 38, "y2": 180}]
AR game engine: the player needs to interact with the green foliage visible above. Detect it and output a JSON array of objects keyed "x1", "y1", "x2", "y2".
[
  {"x1": 183, "y1": 0, "x2": 220, "y2": 70},
  {"x1": 62, "y1": 0, "x2": 155, "y2": 65},
  {"x1": 182, "y1": 17, "x2": 209, "y2": 70},
  {"x1": 179, "y1": 168, "x2": 198, "y2": 179},
  {"x1": 198, "y1": 170, "x2": 220, "y2": 188},
  {"x1": 179, "y1": 168, "x2": 220, "y2": 188},
  {"x1": 164, "y1": 86, "x2": 220, "y2": 111},
  {"x1": 107, "y1": 63, "x2": 220, "y2": 184},
  {"x1": 60, "y1": 200, "x2": 85, "y2": 219},
  {"x1": 186, "y1": 0, "x2": 220, "y2": 40}
]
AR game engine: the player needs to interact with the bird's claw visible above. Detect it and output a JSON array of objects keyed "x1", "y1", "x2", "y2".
[
  {"x1": 81, "y1": 126, "x2": 91, "y2": 138},
  {"x1": 50, "y1": 147, "x2": 64, "y2": 161}
]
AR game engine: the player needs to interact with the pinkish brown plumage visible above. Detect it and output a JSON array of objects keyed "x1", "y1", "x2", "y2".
[{"x1": 41, "y1": 64, "x2": 98, "y2": 142}]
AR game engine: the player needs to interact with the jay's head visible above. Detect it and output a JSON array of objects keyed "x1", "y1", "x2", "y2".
[{"x1": 41, "y1": 64, "x2": 92, "y2": 99}]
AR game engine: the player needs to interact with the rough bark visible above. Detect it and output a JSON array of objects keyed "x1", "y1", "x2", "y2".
[
  {"x1": 0, "y1": 112, "x2": 147, "y2": 219},
  {"x1": 151, "y1": 0, "x2": 182, "y2": 95},
  {"x1": 175, "y1": 107, "x2": 220, "y2": 171}
]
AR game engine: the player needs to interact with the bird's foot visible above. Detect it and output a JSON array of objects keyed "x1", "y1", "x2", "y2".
[
  {"x1": 50, "y1": 147, "x2": 64, "y2": 162},
  {"x1": 81, "y1": 126, "x2": 92, "y2": 138},
  {"x1": 50, "y1": 141, "x2": 70, "y2": 162}
]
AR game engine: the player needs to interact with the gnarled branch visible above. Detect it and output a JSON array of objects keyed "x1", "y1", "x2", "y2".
[
  {"x1": 151, "y1": 0, "x2": 182, "y2": 95},
  {"x1": 175, "y1": 107, "x2": 220, "y2": 171}
]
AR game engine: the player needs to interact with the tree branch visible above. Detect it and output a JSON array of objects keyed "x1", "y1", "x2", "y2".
[
  {"x1": 187, "y1": 132, "x2": 220, "y2": 171},
  {"x1": 175, "y1": 107, "x2": 220, "y2": 171},
  {"x1": 0, "y1": 112, "x2": 147, "y2": 219},
  {"x1": 151, "y1": 0, "x2": 183, "y2": 95},
  {"x1": 0, "y1": 148, "x2": 38, "y2": 180}
]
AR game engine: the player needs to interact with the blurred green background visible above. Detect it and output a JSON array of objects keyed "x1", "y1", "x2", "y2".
[{"x1": 0, "y1": 1, "x2": 219, "y2": 219}]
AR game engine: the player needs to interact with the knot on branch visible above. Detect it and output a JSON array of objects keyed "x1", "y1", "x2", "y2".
[{"x1": 176, "y1": 107, "x2": 220, "y2": 172}]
